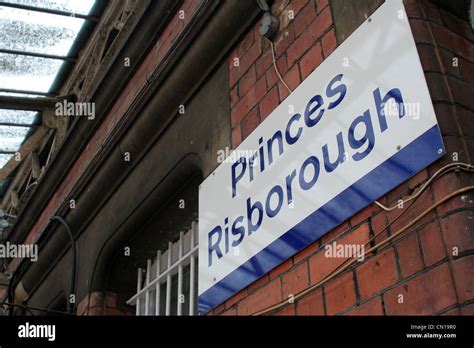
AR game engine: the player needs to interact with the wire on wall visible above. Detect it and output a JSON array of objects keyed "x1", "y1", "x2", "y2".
[
  {"x1": 252, "y1": 162, "x2": 474, "y2": 315},
  {"x1": 264, "y1": 36, "x2": 293, "y2": 94}
]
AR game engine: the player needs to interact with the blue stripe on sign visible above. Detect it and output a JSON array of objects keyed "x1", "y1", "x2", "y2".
[{"x1": 198, "y1": 124, "x2": 444, "y2": 314}]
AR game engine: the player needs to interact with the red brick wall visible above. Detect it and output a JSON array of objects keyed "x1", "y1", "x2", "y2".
[
  {"x1": 76, "y1": 291, "x2": 131, "y2": 316},
  {"x1": 217, "y1": 0, "x2": 474, "y2": 316},
  {"x1": 230, "y1": 0, "x2": 334, "y2": 146}
]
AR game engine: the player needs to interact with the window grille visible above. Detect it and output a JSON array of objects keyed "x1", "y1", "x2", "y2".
[{"x1": 127, "y1": 221, "x2": 198, "y2": 315}]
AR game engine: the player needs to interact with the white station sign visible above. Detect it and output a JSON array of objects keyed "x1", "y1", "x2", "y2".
[{"x1": 198, "y1": 0, "x2": 444, "y2": 314}]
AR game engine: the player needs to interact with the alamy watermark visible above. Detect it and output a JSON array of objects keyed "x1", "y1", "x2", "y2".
[
  {"x1": 18, "y1": 323, "x2": 55, "y2": 342},
  {"x1": 0, "y1": 242, "x2": 38, "y2": 262},
  {"x1": 217, "y1": 146, "x2": 257, "y2": 164},
  {"x1": 55, "y1": 100, "x2": 95, "y2": 120},
  {"x1": 324, "y1": 241, "x2": 365, "y2": 262},
  {"x1": 380, "y1": 100, "x2": 421, "y2": 120}
]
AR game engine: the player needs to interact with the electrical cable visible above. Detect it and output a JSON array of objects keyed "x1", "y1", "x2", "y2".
[
  {"x1": 252, "y1": 163, "x2": 473, "y2": 315},
  {"x1": 370, "y1": 163, "x2": 473, "y2": 245},
  {"x1": 1, "y1": 301, "x2": 35, "y2": 316},
  {"x1": 293, "y1": 172, "x2": 431, "y2": 311},
  {"x1": 252, "y1": 185, "x2": 474, "y2": 315},
  {"x1": 7, "y1": 216, "x2": 77, "y2": 315},
  {"x1": 1, "y1": 301, "x2": 73, "y2": 316},
  {"x1": 264, "y1": 36, "x2": 293, "y2": 94},
  {"x1": 375, "y1": 162, "x2": 474, "y2": 211}
]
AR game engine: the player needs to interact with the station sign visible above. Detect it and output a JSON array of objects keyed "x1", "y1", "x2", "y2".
[{"x1": 198, "y1": 0, "x2": 444, "y2": 314}]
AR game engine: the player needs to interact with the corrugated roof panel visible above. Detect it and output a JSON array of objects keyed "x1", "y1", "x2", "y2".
[
  {"x1": 0, "y1": 5, "x2": 86, "y2": 56},
  {"x1": 0, "y1": 125, "x2": 31, "y2": 152},
  {"x1": 0, "y1": 109, "x2": 38, "y2": 125},
  {"x1": 0, "y1": 53, "x2": 64, "y2": 92},
  {"x1": 0, "y1": 153, "x2": 13, "y2": 167},
  {"x1": 0, "y1": 0, "x2": 98, "y2": 174}
]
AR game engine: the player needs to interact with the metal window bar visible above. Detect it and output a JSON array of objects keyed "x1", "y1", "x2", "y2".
[
  {"x1": 155, "y1": 250, "x2": 161, "y2": 315},
  {"x1": 135, "y1": 267, "x2": 142, "y2": 316},
  {"x1": 177, "y1": 231, "x2": 183, "y2": 315},
  {"x1": 0, "y1": 123, "x2": 40, "y2": 128},
  {"x1": 165, "y1": 241, "x2": 172, "y2": 315},
  {"x1": 127, "y1": 221, "x2": 199, "y2": 316},
  {"x1": 0, "y1": 48, "x2": 77, "y2": 62},
  {"x1": 0, "y1": 88, "x2": 57, "y2": 97},
  {"x1": 189, "y1": 225, "x2": 196, "y2": 314},
  {"x1": 144, "y1": 259, "x2": 151, "y2": 315}
]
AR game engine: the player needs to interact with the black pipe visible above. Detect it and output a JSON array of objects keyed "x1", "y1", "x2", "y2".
[
  {"x1": 49, "y1": 216, "x2": 76, "y2": 313},
  {"x1": 7, "y1": 216, "x2": 76, "y2": 314}
]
